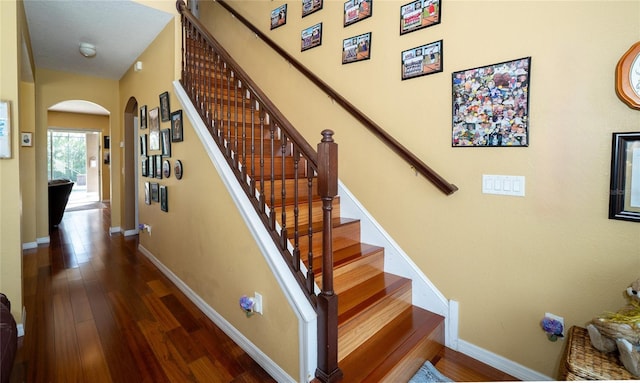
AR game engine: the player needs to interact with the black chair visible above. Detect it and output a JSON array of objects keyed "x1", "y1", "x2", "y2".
[
  {"x1": 48, "y1": 179, "x2": 74, "y2": 230},
  {"x1": 0, "y1": 293, "x2": 17, "y2": 383}
]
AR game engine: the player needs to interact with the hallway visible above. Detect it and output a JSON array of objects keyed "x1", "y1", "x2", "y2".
[{"x1": 11, "y1": 205, "x2": 275, "y2": 383}]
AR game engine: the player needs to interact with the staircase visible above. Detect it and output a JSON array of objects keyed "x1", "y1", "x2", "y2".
[{"x1": 176, "y1": 3, "x2": 448, "y2": 382}]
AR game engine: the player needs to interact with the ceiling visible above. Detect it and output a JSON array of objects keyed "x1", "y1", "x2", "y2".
[{"x1": 23, "y1": 0, "x2": 174, "y2": 114}]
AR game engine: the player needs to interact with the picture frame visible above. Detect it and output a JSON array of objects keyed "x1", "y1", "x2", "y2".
[
  {"x1": 144, "y1": 182, "x2": 151, "y2": 205},
  {"x1": 21, "y1": 132, "x2": 33, "y2": 147},
  {"x1": 151, "y1": 182, "x2": 159, "y2": 203},
  {"x1": 159, "y1": 91, "x2": 170, "y2": 122},
  {"x1": 609, "y1": 132, "x2": 640, "y2": 222},
  {"x1": 271, "y1": 4, "x2": 287, "y2": 30},
  {"x1": 174, "y1": 160, "x2": 183, "y2": 180},
  {"x1": 162, "y1": 159, "x2": 171, "y2": 179},
  {"x1": 400, "y1": 0, "x2": 441, "y2": 35},
  {"x1": 302, "y1": 0, "x2": 322, "y2": 17},
  {"x1": 161, "y1": 129, "x2": 171, "y2": 157},
  {"x1": 342, "y1": 32, "x2": 372, "y2": 64},
  {"x1": 401, "y1": 39, "x2": 442, "y2": 80},
  {"x1": 148, "y1": 155, "x2": 155, "y2": 178},
  {"x1": 149, "y1": 107, "x2": 160, "y2": 151},
  {"x1": 140, "y1": 134, "x2": 147, "y2": 156},
  {"x1": 452, "y1": 57, "x2": 531, "y2": 147},
  {"x1": 0, "y1": 100, "x2": 12, "y2": 159},
  {"x1": 155, "y1": 155, "x2": 162, "y2": 179},
  {"x1": 301, "y1": 23, "x2": 322, "y2": 52},
  {"x1": 160, "y1": 185, "x2": 168, "y2": 212},
  {"x1": 171, "y1": 110, "x2": 183, "y2": 142},
  {"x1": 343, "y1": 0, "x2": 372, "y2": 27},
  {"x1": 141, "y1": 156, "x2": 148, "y2": 177},
  {"x1": 103, "y1": 135, "x2": 110, "y2": 149},
  {"x1": 140, "y1": 105, "x2": 147, "y2": 129}
]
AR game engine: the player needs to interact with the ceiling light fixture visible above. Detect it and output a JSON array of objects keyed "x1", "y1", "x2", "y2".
[{"x1": 79, "y1": 42, "x2": 96, "y2": 58}]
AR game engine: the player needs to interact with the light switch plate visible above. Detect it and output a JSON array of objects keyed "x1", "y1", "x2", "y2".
[{"x1": 482, "y1": 175, "x2": 525, "y2": 196}]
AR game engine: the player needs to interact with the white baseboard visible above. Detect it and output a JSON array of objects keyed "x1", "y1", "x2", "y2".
[
  {"x1": 36, "y1": 236, "x2": 50, "y2": 245},
  {"x1": 123, "y1": 228, "x2": 138, "y2": 237},
  {"x1": 137, "y1": 245, "x2": 296, "y2": 383},
  {"x1": 109, "y1": 226, "x2": 121, "y2": 235},
  {"x1": 456, "y1": 339, "x2": 552, "y2": 381},
  {"x1": 22, "y1": 242, "x2": 37, "y2": 250}
]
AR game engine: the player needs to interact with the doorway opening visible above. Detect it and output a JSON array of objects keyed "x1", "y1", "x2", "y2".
[{"x1": 47, "y1": 129, "x2": 102, "y2": 210}]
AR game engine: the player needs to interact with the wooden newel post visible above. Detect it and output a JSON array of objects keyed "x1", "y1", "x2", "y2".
[{"x1": 315, "y1": 130, "x2": 343, "y2": 382}]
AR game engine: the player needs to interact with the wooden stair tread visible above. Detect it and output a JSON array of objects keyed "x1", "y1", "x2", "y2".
[
  {"x1": 339, "y1": 306, "x2": 445, "y2": 382},
  {"x1": 338, "y1": 273, "x2": 410, "y2": 323},
  {"x1": 312, "y1": 243, "x2": 383, "y2": 274},
  {"x1": 434, "y1": 347, "x2": 519, "y2": 382},
  {"x1": 288, "y1": 217, "x2": 359, "y2": 239}
]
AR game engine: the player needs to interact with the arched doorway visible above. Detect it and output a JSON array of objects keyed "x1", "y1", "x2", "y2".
[{"x1": 123, "y1": 97, "x2": 138, "y2": 235}]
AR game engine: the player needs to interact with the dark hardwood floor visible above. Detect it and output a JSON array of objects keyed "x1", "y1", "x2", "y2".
[
  {"x1": 10, "y1": 204, "x2": 275, "y2": 383},
  {"x1": 10, "y1": 203, "x2": 517, "y2": 382}
]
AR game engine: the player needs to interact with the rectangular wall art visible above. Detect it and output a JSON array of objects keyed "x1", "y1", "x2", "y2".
[{"x1": 452, "y1": 57, "x2": 531, "y2": 147}]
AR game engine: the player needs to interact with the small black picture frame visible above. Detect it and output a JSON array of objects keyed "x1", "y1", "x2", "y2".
[
  {"x1": 160, "y1": 91, "x2": 170, "y2": 122},
  {"x1": 400, "y1": 0, "x2": 441, "y2": 35},
  {"x1": 140, "y1": 105, "x2": 147, "y2": 129},
  {"x1": 609, "y1": 132, "x2": 640, "y2": 222},
  {"x1": 144, "y1": 182, "x2": 151, "y2": 205},
  {"x1": 174, "y1": 160, "x2": 183, "y2": 180},
  {"x1": 301, "y1": 23, "x2": 322, "y2": 52},
  {"x1": 140, "y1": 134, "x2": 147, "y2": 156},
  {"x1": 155, "y1": 155, "x2": 162, "y2": 179},
  {"x1": 401, "y1": 39, "x2": 443, "y2": 80},
  {"x1": 151, "y1": 182, "x2": 159, "y2": 202},
  {"x1": 160, "y1": 185, "x2": 168, "y2": 212},
  {"x1": 302, "y1": 0, "x2": 323, "y2": 17},
  {"x1": 344, "y1": 0, "x2": 372, "y2": 27},
  {"x1": 271, "y1": 4, "x2": 287, "y2": 30},
  {"x1": 161, "y1": 129, "x2": 171, "y2": 157},
  {"x1": 141, "y1": 156, "x2": 148, "y2": 177},
  {"x1": 171, "y1": 110, "x2": 183, "y2": 142},
  {"x1": 162, "y1": 159, "x2": 171, "y2": 179},
  {"x1": 342, "y1": 32, "x2": 371, "y2": 64}
]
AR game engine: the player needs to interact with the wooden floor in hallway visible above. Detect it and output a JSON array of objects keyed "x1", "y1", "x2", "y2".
[{"x1": 10, "y1": 204, "x2": 276, "y2": 383}]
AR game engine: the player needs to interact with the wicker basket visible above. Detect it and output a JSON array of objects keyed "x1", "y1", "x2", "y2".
[{"x1": 559, "y1": 326, "x2": 636, "y2": 380}]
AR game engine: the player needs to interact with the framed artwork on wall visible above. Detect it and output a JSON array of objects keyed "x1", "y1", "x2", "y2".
[
  {"x1": 174, "y1": 160, "x2": 183, "y2": 180},
  {"x1": 451, "y1": 56, "x2": 530, "y2": 147},
  {"x1": 160, "y1": 185, "x2": 168, "y2": 212},
  {"x1": 162, "y1": 159, "x2": 171, "y2": 179},
  {"x1": 609, "y1": 132, "x2": 640, "y2": 222},
  {"x1": 342, "y1": 32, "x2": 371, "y2": 64},
  {"x1": 159, "y1": 91, "x2": 170, "y2": 122},
  {"x1": 161, "y1": 129, "x2": 171, "y2": 157},
  {"x1": 145, "y1": 182, "x2": 151, "y2": 205},
  {"x1": 141, "y1": 156, "x2": 148, "y2": 177},
  {"x1": 301, "y1": 23, "x2": 322, "y2": 51},
  {"x1": 344, "y1": 0, "x2": 372, "y2": 27},
  {"x1": 140, "y1": 134, "x2": 147, "y2": 156},
  {"x1": 171, "y1": 110, "x2": 183, "y2": 142},
  {"x1": 148, "y1": 155, "x2": 155, "y2": 178},
  {"x1": 155, "y1": 155, "x2": 162, "y2": 179},
  {"x1": 150, "y1": 182, "x2": 159, "y2": 203},
  {"x1": 302, "y1": 0, "x2": 322, "y2": 17},
  {"x1": 21, "y1": 132, "x2": 33, "y2": 147},
  {"x1": 149, "y1": 107, "x2": 160, "y2": 150},
  {"x1": 271, "y1": 4, "x2": 287, "y2": 30},
  {"x1": 401, "y1": 39, "x2": 442, "y2": 80},
  {"x1": 400, "y1": 0, "x2": 441, "y2": 35},
  {"x1": 140, "y1": 105, "x2": 147, "y2": 129}
]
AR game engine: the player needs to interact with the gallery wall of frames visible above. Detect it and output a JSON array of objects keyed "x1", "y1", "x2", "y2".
[{"x1": 139, "y1": 91, "x2": 185, "y2": 213}]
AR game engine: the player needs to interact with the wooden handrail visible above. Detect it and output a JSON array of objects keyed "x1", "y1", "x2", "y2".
[{"x1": 214, "y1": 0, "x2": 458, "y2": 196}]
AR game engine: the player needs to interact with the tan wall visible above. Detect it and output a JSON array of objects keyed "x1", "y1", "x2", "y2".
[
  {"x1": 201, "y1": 0, "x2": 640, "y2": 377},
  {"x1": 48, "y1": 111, "x2": 111, "y2": 201},
  {"x1": 35, "y1": 70, "x2": 120, "y2": 237},
  {"x1": 0, "y1": 0, "x2": 23, "y2": 320},
  {"x1": 118, "y1": 21, "x2": 300, "y2": 379},
  {"x1": 20, "y1": 82, "x2": 36, "y2": 244}
]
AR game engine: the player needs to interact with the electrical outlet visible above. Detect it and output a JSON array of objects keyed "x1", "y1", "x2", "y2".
[
  {"x1": 254, "y1": 292, "x2": 263, "y2": 315},
  {"x1": 545, "y1": 312, "x2": 565, "y2": 337}
]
